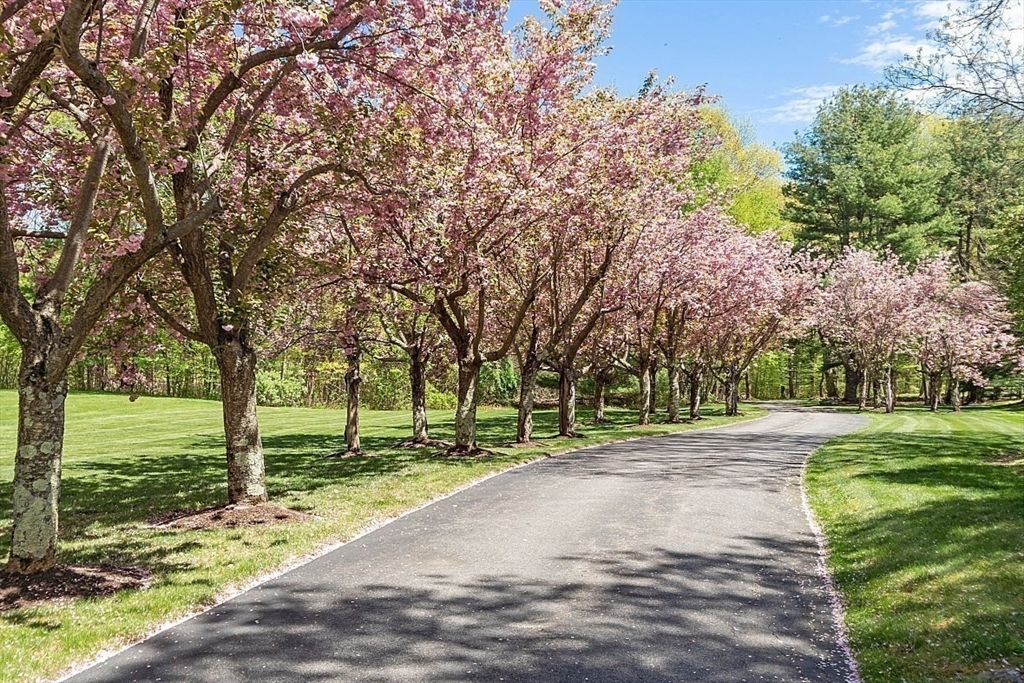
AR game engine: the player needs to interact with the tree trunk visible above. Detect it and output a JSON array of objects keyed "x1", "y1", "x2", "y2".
[
  {"x1": 843, "y1": 360, "x2": 861, "y2": 404},
  {"x1": 638, "y1": 358, "x2": 653, "y2": 426},
  {"x1": 409, "y1": 346, "x2": 429, "y2": 443},
  {"x1": 7, "y1": 347, "x2": 67, "y2": 574},
  {"x1": 825, "y1": 366, "x2": 839, "y2": 399},
  {"x1": 558, "y1": 366, "x2": 578, "y2": 437},
  {"x1": 724, "y1": 365, "x2": 741, "y2": 417},
  {"x1": 883, "y1": 365, "x2": 896, "y2": 414},
  {"x1": 928, "y1": 372, "x2": 941, "y2": 412},
  {"x1": 858, "y1": 366, "x2": 869, "y2": 411},
  {"x1": 516, "y1": 354, "x2": 540, "y2": 443},
  {"x1": 951, "y1": 375, "x2": 962, "y2": 412},
  {"x1": 667, "y1": 362, "x2": 681, "y2": 422},
  {"x1": 454, "y1": 360, "x2": 481, "y2": 451},
  {"x1": 647, "y1": 362, "x2": 657, "y2": 416},
  {"x1": 344, "y1": 348, "x2": 362, "y2": 454},
  {"x1": 688, "y1": 365, "x2": 703, "y2": 419},
  {"x1": 214, "y1": 339, "x2": 267, "y2": 505},
  {"x1": 787, "y1": 354, "x2": 796, "y2": 400},
  {"x1": 593, "y1": 372, "x2": 607, "y2": 423}
]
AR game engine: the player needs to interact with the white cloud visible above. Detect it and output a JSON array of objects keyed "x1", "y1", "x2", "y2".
[
  {"x1": 819, "y1": 14, "x2": 858, "y2": 27},
  {"x1": 867, "y1": 19, "x2": 897, "y2": 34},
  {"x1": 841, "y1": 34, "x2": 932, "y2": 70},
  {"x1": 763, "y1": 85, "x2": 843, "y2": 123},
  {"x1": 913, "y1": 0, "x2": 963, "y2": 22}
]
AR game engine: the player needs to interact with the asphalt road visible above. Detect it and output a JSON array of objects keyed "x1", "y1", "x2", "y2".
[{"x1": 69, "y1": 405, "x2": 867, "y2": 683}]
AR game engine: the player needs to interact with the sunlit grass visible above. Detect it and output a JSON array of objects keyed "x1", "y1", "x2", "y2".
[
  {"x1": 805, "y1": 404, "x2": 1024, "y2": 682},
  {"x1": 0, "y1": 390, "x2": 763, "y2": 682}
]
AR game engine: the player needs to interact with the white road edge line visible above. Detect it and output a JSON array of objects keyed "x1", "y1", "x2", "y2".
[
  {"x1": 56, "y1": 410, "x2": 769, "y2": 682},
  {"x1": 801, "y1": 448, "x2": 865, "y2": 683}
]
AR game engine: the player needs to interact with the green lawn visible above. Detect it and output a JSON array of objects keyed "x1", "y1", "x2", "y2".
[
  {"x1": 806, "y1": 404, "x2": 1024, "y2": 683},
  {"x1": 0, "y1": 390, "x2": 763, "y2": 682}
]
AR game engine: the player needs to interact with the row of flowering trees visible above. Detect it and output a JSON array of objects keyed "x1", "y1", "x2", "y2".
[
  {"x1": 814, "y1": 248, "x2": 1019, "y2": 413},
  {"x1": 0, "y1": 0, "x2": 1018, "y2": 577}
]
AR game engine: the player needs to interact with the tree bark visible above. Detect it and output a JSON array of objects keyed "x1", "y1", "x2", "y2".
[
  {"x1": 7, "y1": 346, "x2": 67, "y2": 574},
  {"x1": 858, "y1": 366, "x2": 870, "y2": 411},
  {"x1": 928, "y1": 372, "x2": 941, "y2": 412},
  {"x1": 454, "y1": 360, "x2": 481, "y2": 451},
  {"x1": 344, "y1": 348, "x2": 362, "y2": 454},
  {"x1": 667, "y1": 361, "x2": 681, "y2": 422},
  {"x1": 951, "y1": 375, "x2": 962, "y2": 412},
  {"x1": 638, "y1": 358, "x2": 653, "y2": 426},
  {"x1": 842, "y1": 358, "x2": 861, "y2": 404},
  {"x1": 825, "y1": 366, "x2": 839, "y2": 399},
  {"x1": 516, "y1": 355, "x2": 540, "y2": 443},
  {"x1": 883, "y1": 364, "x2": 896, "y2": 413},
  {"x1": 214, "y1": 338, "x2": 267, "y2": 505},
  {"x1": 724, "y1": 364, "x2": 741, "y2": 417},
  {"x1": 688, "y1": 365, "x2": 703, "y2": 419},
  {"x1": 408, "y1": 345, "x2": 429, "y2": 443},
  {"x1": 558, "y1": 366, "x2": 578, "y2": 437},
  {"x1": 593, "y1": 371, "x2": 608, "y2": 423},
  {"x1": 647, "y1": 362, "x2": 657, "y2": 416}
]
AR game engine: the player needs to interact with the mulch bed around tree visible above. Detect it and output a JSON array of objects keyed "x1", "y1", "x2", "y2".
[
  {"x1": 149, "y1": 504, "x2": 313, "y2": 530},
  {"x1": 0, "y1": 565, "x2": 152, "y2": 612}
]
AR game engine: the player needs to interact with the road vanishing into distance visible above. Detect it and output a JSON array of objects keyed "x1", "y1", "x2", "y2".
[{"x1": 70, "y1": 405, "x2": 867, "y2": 683}]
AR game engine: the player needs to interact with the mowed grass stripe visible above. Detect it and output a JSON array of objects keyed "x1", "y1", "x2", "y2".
[{"x1": 806, "y1": 404, "x2": 1023, "y2": 683}]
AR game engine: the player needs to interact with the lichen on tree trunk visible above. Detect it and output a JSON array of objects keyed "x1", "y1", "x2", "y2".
[
  {"x1": 215, "y1": 339, "x2": 267, "y2": 505},
  {"x1": 345, "y1": 348, "x2": 362, "y2": 454},
  {"x1": 724, "y1": 365, "x2": 741, "y2": 417},
  {"x1": 409, "y1": 346, "x2": 429, "y2": 443},
  {"x1": 454, "y1": 361, "x2": 481, "y2": 451},
  {"x1": 7, "y1": 350, "x2": 67, "y2": 574},
  {"x1": 688, "y1": 365, "x2": 703, "y2": 419},
  {"x1": 516, "y1": 356, "x2": 540, "y2": 443},
  {"x1": 638, "y1": 360, "x2": 652, "y2": 426},
  {"x1": 558, "y1": 366, "x2": 577, "y2": 437}
]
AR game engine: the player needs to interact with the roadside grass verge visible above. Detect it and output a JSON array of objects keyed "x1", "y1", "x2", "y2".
[
  {"x1": 805, "y1": 404, "x2": 1024, "y2": 682},
  {"x1": 0, "y1": 390, "x2": 763, "y2": 682}
]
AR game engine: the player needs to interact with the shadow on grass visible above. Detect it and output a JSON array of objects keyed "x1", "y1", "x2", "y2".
[
  {"x1": 809, "y1": 421, "x2": 1024, "y2": 679},
  {"x1": 0, "y1": 407, "x2": 677, "y2": 568}
]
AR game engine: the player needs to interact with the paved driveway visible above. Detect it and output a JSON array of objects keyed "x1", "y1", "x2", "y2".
[{"x1": 69, "y1": 406, "x2": 867, "y2": 682}]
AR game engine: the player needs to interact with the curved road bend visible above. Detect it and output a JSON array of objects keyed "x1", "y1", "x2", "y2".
[{"x1": 70, "y1": 405, "x2": 867, "y2": 683}]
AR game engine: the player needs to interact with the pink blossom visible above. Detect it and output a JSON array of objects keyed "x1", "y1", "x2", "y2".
[{"x1": 295, "y1": 52, "x2": 319, "y2": 70}]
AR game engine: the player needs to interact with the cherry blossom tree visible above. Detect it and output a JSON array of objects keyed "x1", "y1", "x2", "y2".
[
  {"x1": 342, "y1": 0, "x2": 613, "y2": 453},
  {"x1": 813, "y1": 248, "x2": 932, "y2": 412},
  {"x1": 511, "y1": 88, "x2": 707, "y2": 441},
  {"x1": 916, "y1": 267, "x2": 1019, "y2": 411},
  {"x1": 699, "y1": 229, "x2": 817, "y2": 416}
]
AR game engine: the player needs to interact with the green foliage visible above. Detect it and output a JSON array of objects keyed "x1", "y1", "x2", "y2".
[
  {"x1": 478, "y1": 359, "x2": 519, "y2": 406},
  {"x1": 425, "y1": 382, "x2": 457, "y2": 411},
  {"x1": 361, "y1": 362, "x2": 409, "y2": 411},
  {"x1": 807, "y1": 406, "x2": 1024, "y2": 682},
  {"x1": 691, "y1": 106, "x2": 791, "y2": 235},
  {"x1": 255, "y1": 369, "x2": 305, "y2": 407},
  {"x1": 991, "y1": 200, "x2": 1024, "y2": 331},
  {"x1": 935, "y1": 112, "x2": 1024, "y2": 277},
  {"x1": 0, "y1": 323, "x2": 19, "y2": 389},
  {"x1": 784, "y1": 85, "x2": 950, "y2": 261}
]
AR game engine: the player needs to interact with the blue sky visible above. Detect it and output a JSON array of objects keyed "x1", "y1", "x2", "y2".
[{"x1": 507, "y1": 0, "x2": 958, "y2": 150}]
